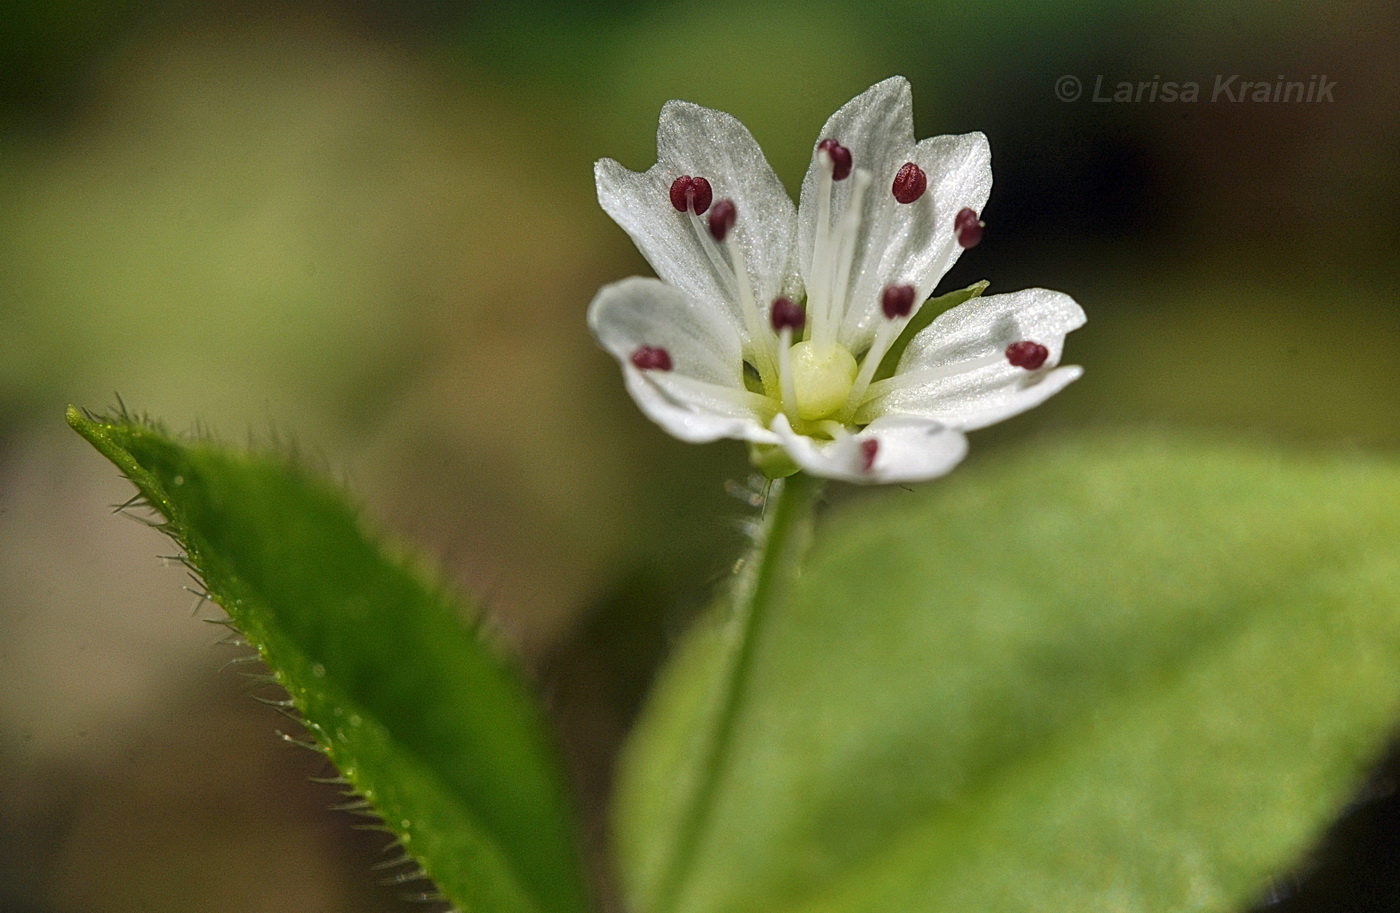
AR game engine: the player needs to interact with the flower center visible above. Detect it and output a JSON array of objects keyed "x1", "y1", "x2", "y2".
[
  {"x1": 646, "y1": 150, "x2": 977, "y2": 436},
  {"x1": 787, "y1": 341, "x2": 857, "y2": 420}
]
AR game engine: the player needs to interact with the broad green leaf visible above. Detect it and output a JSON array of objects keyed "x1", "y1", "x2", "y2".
[
  {"x1": 614, "y1": 434, "x2": 1400, "y2": 913},
  {"x1": 68, "y1": 407, "x2": 591, "y2": 913}
]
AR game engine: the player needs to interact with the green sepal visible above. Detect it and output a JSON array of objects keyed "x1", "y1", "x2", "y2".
[{"x1": 748, "y1": 441, "x2": 801, "y2": 479}]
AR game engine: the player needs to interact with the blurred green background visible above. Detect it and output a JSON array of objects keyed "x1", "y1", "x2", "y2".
[{"x1": 1, "y1": 1, "x2": 1395, "y2": 911}]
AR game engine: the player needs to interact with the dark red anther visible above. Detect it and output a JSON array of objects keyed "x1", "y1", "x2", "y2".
[
  {"x1": 1005, "y1": 341, "x2": 1049, "y2": 370},
  {"x1": 669, "y1": 175, "x2": 713, "y2": 214},
  {"x1": 881, "y1": 284, "x2": 917, "y2": 319},
  {"x1": 630, "y1": 346, "x2": 673, "y2": 371},
  {"x1": 770, "y1": 297, "x2": 806, "y2": 333},
  {"x1": 860, "y1": 438, "x2": 879, "y2": 473},
  {"x1": 668, "y1": 176, "x2": 690, "y2": 212},
  {"x1": 817, "y1": 139, "x2": 852, "y2": 181},
  {"x1": 954, "y1": 207, "x2": 984, "y2": 248},
  {"x1": 708, "y1": 198, "x2": 737, "y2": 241},
  {"x1": 891, "y1": 162, "x2": 927, "y2": 204}
]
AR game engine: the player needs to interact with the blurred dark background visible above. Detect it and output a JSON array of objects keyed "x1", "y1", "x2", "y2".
[{"x1": 1, "y1": 1, "x2": 1397, "y2": 910}]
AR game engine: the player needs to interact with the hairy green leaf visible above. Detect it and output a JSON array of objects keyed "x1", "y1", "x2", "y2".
[
  {"x1": 615, "y1": 434, "x2": 1400, "y2": 913},
  {"x1": 68, "y1": 406, "x2": 591, "y2": 913}
]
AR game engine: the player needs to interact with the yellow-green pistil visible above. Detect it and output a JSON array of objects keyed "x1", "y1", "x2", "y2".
[{"x1": 787, "y1": 341, "x2": 858, "y2": 420}]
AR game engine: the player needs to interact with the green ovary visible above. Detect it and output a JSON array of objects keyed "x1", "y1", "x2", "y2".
[{"x1": 788, "y1": 341, "x2": 858, "y2": 420}]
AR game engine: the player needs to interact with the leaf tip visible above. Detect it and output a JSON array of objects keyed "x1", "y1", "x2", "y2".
[{"x1": 66, "y1": 404, "x2": 109, "y2": 448}]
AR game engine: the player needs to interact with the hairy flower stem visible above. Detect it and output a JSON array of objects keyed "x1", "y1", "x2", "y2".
[{"x1": 654, "y1": 471, "x2": 825, "y2": 913}]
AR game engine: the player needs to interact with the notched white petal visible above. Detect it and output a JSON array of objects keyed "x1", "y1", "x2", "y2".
[
  {"x1": 935, "y1": 364, "x2": 1084, "y2": 432},
  {"x1": 875, "y1": 288, "x2": 1086, "y2": 430},
  {"x1": 590, "y1": 276, "x2": 743, "y2": 384},
  {"x1": 596, "y1": 158, "x2": 735, "y2": 326},
  {"x1": 771, "y1": 413, "x2": 967, "y2": 484},
  {"x1": 808, "y1": 76, "x2": 914, "y2": 187},
  {"x1": 839, "y1": 131, "x2": 993, "y2": 349},
  {"x1": 659, "y1": 101, "x2": 800, "y2": 310},
  {"x1": 623, "y1": 369, "x2": 779, "y2": 444},
  {"x1": 904, "y1": 287, "x2": 1086, "y2": 366},
  {"x1": 797, "y1": 78, "x2": 916, "y2": 319},
  {"x1": 589, "y1": 277, "x2": 776, "y2": 444},
  {"x1": 900, "y1": 131, "x2": 992, "y2": 288},
  {"x1": 795, "y1": 78, "x2": 993, "y2": 354},
  {"x1": 857, "y1": 415, "x2": 970, "y2": 483},
  {"x1": 596, "y1": 99, "x2": 799, "y2": 321}
]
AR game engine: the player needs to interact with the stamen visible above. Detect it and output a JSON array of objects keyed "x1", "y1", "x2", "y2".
[
  {"x1": 818, "y1": 168, "x2": 871, "y2": 350},
  {"x1": 880, "y1": 284, "x2": 916, "y2": 319},
  {"x1": 1005, "y1": 340, "x2": 1049, "y2": 370},
  {"x1": 700, "y1": 200, "x2": 778, "y2": 392},
  {"x1": 771, "y1": 296, "x2": 803, "y2": 422},
  {"x1": 708, "y1": 199, "x2": 737, "y2": 241},
  {"x1": 689, "y1": 177, "x2": 713, "y2": 214},
  {"x1": 839, "y1": 178, "x2": 896, "y2": 342},
  {"x1": 668, "y1": 177, "x2": 691, "y2": 212},
  {"x1": 860, "y1": 439, "x2": 879, "y2": 473},
  {"x1": 955, "y1": 207, "x2": 984, "y2": 248},
  {"x1": 686, "y1": 209, "x2": 736, "y2": 296},
  {"x1": 630, "y1": 346, "x2": 673, "y2": 371},
  {"x1": 817, "y1": 139, "x2": 852, "y2": 181},
  {"x1": 806, "y1": 153, "x2": 836, "y2": 343},
  {"x1": 842, "y1": 284, "x2": 919, "y2": 415},
  {"x1": 770, "y1": 297, "x2": 805, "y2": 333},
  {"x1": 892, "y1": 162, "x2": 927, "y2": 204},
  {"x1": 669, "y1": 175, "x2": 713, "y2": 214}
]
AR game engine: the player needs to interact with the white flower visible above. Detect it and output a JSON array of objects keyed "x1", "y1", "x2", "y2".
[{"x1": 588, "y1": 76, "x2": 1085, "y2": 484}]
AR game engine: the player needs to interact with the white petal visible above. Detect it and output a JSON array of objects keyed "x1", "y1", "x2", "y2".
[
  {"x1": 770, "y1": 414, "x2": 967, "y2": 485},
  {"x1": 799, "y1": 78, "x2": 914, "y2": 235},
  {"x1": 596, "y1": 100, "x2": 798, "y2": 330},
  {"x1": 796, "y1": 78, "x2": 992, "y2": 352},
  {"x1": 873, "y1": 288, "x2": 1086, "y2": 430},
  {"x1": 797, "y1": 77, "x2": 914, "y2": 257},
  {"x1": 841, "y1": 132, "x2": 991, "y2": 349},
  {"x1": 589, "y1": 277, "x2": 777, "y2": 444},
  {"x1": 797, "y1": 78, "x2": 912, "y2": 334}
]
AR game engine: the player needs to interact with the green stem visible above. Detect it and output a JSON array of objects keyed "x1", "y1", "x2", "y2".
[{"x1": 654, "y1": 471, "x2": 825, "y2": 913}]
